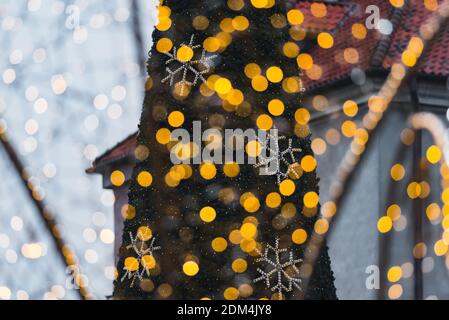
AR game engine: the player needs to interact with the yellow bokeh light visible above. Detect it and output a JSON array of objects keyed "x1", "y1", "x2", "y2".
[
  {"x1": 156, "y1": 128, "x2": 171, "y2": 145},
  {"x1": 192, "y1": 15, "x2": 209, "y2": 30},
  {"x1": 442, "y1": 188, "x2": 449, "y2": 203},
  {"x1": 124, "y1": 257, "x2": 139, "y2": 271},
  {"x1": 200, "y1": 162, "x2": 217, "y2": 180},
  {"x1": 311, "y1": 138, "x2": 327, "y2": 155},
  {"x1": 240, "y1": 238, "x2": 257, "y2": 253},
  {"x1": 408, "y1": 37, "x2": 424, "y2": 56},
  {"x1": 387, "y1": 266, "x2": 402, "y2": 282},
  {"x1": 292, "y1": 228, "x2": 307, "y2": 244},
  {"x1": 343, "y1": 48, "x2": 359, "y2": 64},
  {"x1": 322, "y1": 201, "x2": 337, "y2": 218},
  {"x1": 224, "y1": 287, "x2": 240, "y2": 300},
  {"x1": 240, "y1": 192, "x2": 254, "y2": 206},
  {"x1": 122, "y1": 204, "x2": 136, "y2": 220},
  {"x1": 377, "y1": 216, "x2": 393, "y2": 234},
  {"x1": 212, "y1": 237, "x2": 228, "y2": 252},
  {"x1": 220, "y1": 18, "x2": 235, "y2": 33},
  {"x1": 243, "y1": 196, "x2": 260, "y2": 213},
  {"x1": 227, "y1": 89, "x2": 244, "y2": 105},
  {"x1": 407, "y1": 182, "x2": 421, "y2": 199},
  {"x1": 426, "y1": 145, "x2": 441, "y2": 164},
  {"x1": 283, "y1": 42, "x2": 300, "y2": 58},
  {"x1": 251, "y1": 75, "x2": 269, "y2": 92},
  {"x1": 301, "y1": 155, "x2": 317, "y2": 172},
  {"x1": 110, "y1": 170, "x2": 125, "y2": 187},
  {"x1": 310, "y1": 3, "x2": 327, "y2": 17},
  {"x1": 303, "y1": 191, "x2": 319, "y2": 208},
  {"x1": 387, "y1": 204, "x2": 401, "y2": 221},
  {"x1": 317, "y1": 32, "x2": 334, "y2": 49},
  {"x1": 223, "y1": 162, "x2": 240, "y2": 177},
  {"x1": 268, "y1": 99, "x2": 285, "y2": 116},
  {"x1": 232, "y1": 258, "x2": 248, "y2": 273},
  {"x1": 279, "y1": 179, "x2": 296, "y2": 196},
  {"x1": 389, "y1": 0, "x2": 404, "y2": 8},
  {"x1": 215, "y1": 78, "x2": 232, "y2": 94},
  {"x1": 256, "y1": 114, "x2": 273, "y2": 130},
  {"x1": 240, "y1": 223, "x2": 257, "y2": 239},
  {"x1": 388, "y1": 284, "x2": 403, "y2": 299},
  {"x1": 390, "y1": 163, "x2": 405, "y2": 181},
  {"x1": 156, "y1": 16, "x2": 172, "y2": 31},
  {"x1": 158, "y1": 5, "x2": 171, "y2": 17},
  {"x1": 203, "y1": 37, "x2": 220, "y2": 52},
  {"x1": 402, "y1": 50, "x2": 417, "y2": 67},
  {"x1": 287, "y1": 9, "x2": 304, "y2": 25},
  {"x1": 266, "y1": 66, "x2": 284, "y2": 83},
  {"x1": 343, "y1": 100, "x2": 358, "y2": 117},
  {"x1": 306, "y1": 64, "x2": 323, "y2": 80},
  {"x1": 413, "y1": 242, "x2": 427, "y2": 259},
  {"x1": 314, "y1": 219, "x2": 329, "y2": 235},
  {"x1": 266, "y1": 192, "x2": 282, "y2": 208},
  {"x1": 137, "y1": 226, "x2": 153, "y2": 241},
  {"x1": 137, "y1": 171, "x2": 153, "y2": 188},
  {"x1": 229, "y1": 229, "x2": 243, "y2": 245},
  {"x1": 368, "y1": 95, "x2": 386, "y2": 112},
  {"x1": 228, "y1": 0, "x2": 244, "y2": 11},
  {"x1": 434, "y1": 239, "x2": 448, "y2": 256},
  {"x1": 341, "y1": 120, "x2": 357, "y2": 138},
  {"x1": 177, "y1": 46, "x2": 194, "y2": 62},
  {"x1": 424, "y1": 0, "x2": 439, "y2": 11},
  {"x1": 246, "y1": 140, "x2": 261, "y2": 157},
  {"x1": 156, "y1": 38, "x2": 173, "y2": 53},
  {"x1": 351, "y1": 23, "x2": 367, "y2": 39},
  {"x1": 141, "y1": 255, "x2": 156, "y2": 269},
  {"x1": 200, "y1": 206, "x2": 217, "y2": 223},
  {"x1": 426, "y1": 203, "x2": 440, "y2": 221},
  {"x1": 244, "y1": 63, "x2": 261, "y2": 79},
  {"x1": 295, "y1": 108, "x2": 310, "y2": 125},
  {"x1": 168, "y1": 111, "x2": 185, "y2": 128},
  {"x1": 183, "y1": 261, "x2": 199, "y2": 276},
  {"x1": 232, "y1": 16, "x2": 249, "y2": 31},
  {"x1": 290, "y1": 27, "x2": 306, "y2": 41},
  {"x1": 297, "y1": 53, "x2": 313, "y2": 70},
  {"x1": 283, "y1": 76, "x2": 302, "y2": 93}
]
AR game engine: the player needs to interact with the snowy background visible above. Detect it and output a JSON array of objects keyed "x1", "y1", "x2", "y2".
[{"x1": 0, "y1": 0, "x2": 158, "y2": 299}]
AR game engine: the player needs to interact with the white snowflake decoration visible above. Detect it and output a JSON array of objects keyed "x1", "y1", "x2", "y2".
[
  {"x1": 121, "y1": 231, "x2": 161, "y2": 287},
  {"x1": 254, "y1": 130, "x2": 302, "y2": 184},
  {"x1": 161, "y1": 34, "x2": 218, "y2": 95},
  {"x1": 253, "y1": 237, "x2": 303, "y2": 297}
]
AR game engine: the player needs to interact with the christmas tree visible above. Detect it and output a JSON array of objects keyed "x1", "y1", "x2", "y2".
[{"x1": 113, "y1": 0, "x2": 336, "y2": 300}]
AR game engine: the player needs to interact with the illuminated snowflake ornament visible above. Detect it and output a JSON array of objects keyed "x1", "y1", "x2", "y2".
[
  {"x1": 121, "y1": 231, "x2": 161, "y2": 287},
  {"x1": 254, "y1": 130, "x2": 302, "y2": 184},
  {"x1": 253, "y1": 237, "x2": 303, "y2": 297},
  {"x1": 161, "y1": 34, "x2": 218, "y2": 95}
]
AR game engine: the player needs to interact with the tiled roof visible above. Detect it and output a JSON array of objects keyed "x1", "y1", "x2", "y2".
[
  {"x1": 303, "y1": 0, "x2": 449, "y2": 89},
  {"x1": 383, "y1": 0, "x2": 449, "y2": 77},
  {"x1": 301, "y1": 0, "x2": 394, "y2": 89},
  {"x1": 297, "y1": 1, "x2": 347, "y2": 31}
]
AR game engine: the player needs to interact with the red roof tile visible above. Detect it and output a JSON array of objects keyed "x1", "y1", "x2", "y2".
[
  {"x1": 383, "y1": 0, "x2": 449, "y2": 77},
  {"x1": 301, "y1": 0, "x2": 394, "y2": 90},
  {"x1": 297, "y1": 1, "x2": 347, "y2": 31}
]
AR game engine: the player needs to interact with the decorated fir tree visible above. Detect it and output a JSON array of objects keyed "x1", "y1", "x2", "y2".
[{"x1": 113, "y1": 0, "x2": 336, "y2": 300}]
